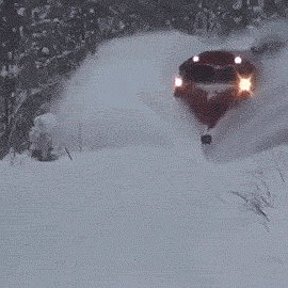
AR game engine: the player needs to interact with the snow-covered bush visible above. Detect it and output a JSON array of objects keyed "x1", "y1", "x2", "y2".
[{"x1": 29, "y1": 112, "x2": 58, "y2": 161}]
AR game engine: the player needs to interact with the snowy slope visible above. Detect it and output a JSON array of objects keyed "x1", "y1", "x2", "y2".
[{"x1": 2, "y1": 27, "x2": 288, "y2": 288}]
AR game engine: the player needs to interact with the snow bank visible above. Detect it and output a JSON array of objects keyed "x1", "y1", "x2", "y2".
[{"x1": 2, "y1": 142, "x2": 288, "y2": 287}]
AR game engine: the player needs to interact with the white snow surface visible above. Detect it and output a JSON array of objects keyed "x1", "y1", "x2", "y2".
[{"x1": 2, "y1": 25, "x2": 288, "y2": 287}]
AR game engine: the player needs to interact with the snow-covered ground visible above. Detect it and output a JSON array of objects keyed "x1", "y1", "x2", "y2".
[{"x1": 2, "y1": 24, "x2": 288, "y2": 287}]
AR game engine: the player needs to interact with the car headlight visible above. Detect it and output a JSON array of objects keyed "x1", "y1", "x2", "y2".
[
  {"x1": 175, "y1": 76, "x2": 183, "y2": 88},
  {"x1": 239, "y1": 77, "x2": 252, "y2": 92}
]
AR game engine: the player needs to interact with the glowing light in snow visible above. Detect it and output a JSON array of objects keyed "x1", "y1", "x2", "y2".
[
  {"x1": 175, "y1": 77, "x2": 183, "y2": 87},
  {"x1": 234, "y1": 56, "x2": 242, "y2": 64},
  {"x1": 193, "y1": 55, "x2": 200, "y2": 62},
  {"x1": 239, "y1": 77, "x2": 252, "y2": 92}
]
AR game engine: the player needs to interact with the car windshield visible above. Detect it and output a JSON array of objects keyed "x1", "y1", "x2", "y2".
[
  {"x1": 198, "y1": 51, "x2": 235, "y2": 66},
  {"x1": 185, "y1": 64, "x2": 237, "y2": 83}
]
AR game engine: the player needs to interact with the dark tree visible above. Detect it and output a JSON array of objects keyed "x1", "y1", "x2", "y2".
[{"x1": 263, "y1": 0, "x2": 278, "y2": 17}]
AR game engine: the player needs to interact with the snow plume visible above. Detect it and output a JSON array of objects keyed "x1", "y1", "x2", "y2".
[
  {"x1": 56, "y1": 22, "x2": 288, "y2": 161},
  {"x1": 56, "y1": 31, "x2": 210, "y2": 152}
]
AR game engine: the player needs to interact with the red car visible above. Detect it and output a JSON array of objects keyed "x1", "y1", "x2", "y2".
[{"x1": 174, "y1": 50, "x2": 257, "y2": 136}]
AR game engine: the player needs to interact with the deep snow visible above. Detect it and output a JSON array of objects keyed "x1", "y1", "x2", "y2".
[{"x1": 2, "y1": 23, "x2": 288, "y2": 288}]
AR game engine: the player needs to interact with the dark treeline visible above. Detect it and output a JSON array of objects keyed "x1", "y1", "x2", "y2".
[{"x1": 0, "y1": 0, "x2": 287, "y2": 157}]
